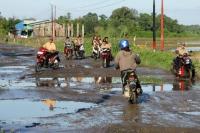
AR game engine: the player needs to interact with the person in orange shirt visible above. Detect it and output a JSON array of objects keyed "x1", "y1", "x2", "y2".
[
  {"x1": 42, "y1": 37, "x2": 57, "y2": 66},
  {"x1": 42, "y1": 37, "x2": 56, "y2": 52}
]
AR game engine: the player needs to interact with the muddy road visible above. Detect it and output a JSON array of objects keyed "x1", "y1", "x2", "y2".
[{"x1": 0, "y1": 43, "x2": 200, "y2": 133}]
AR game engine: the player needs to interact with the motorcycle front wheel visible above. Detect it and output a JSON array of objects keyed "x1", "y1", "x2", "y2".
[
  {"x1": 129, "y1": 91, "x2": 136, "y2": 104},
  {"x1": 35, "y1": 63, "x2": 42, "y2": 72}
]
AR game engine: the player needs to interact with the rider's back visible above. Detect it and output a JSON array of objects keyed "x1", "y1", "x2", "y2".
[{"x1": 115, "y1": 50, "x2": 137, "y2": 71}]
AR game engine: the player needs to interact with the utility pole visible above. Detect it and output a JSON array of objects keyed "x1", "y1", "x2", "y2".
[
  {"x1": 152, "y1": 0, "x2": 157, "y2": 52},
  {"x1": 51, "y1": 4, "x2": 56, "y2": 40},
  {"x1": 54, "y1": 5, "x2": 56, "y2": 37},
  {"x1": 51, "y1": 4, "x2": 54, "y2": 40},
  {"x1": 160, "y1": 0, "x2": 164, "y2": 51}
]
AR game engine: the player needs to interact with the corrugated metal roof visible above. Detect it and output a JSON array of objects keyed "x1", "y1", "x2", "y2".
[{"x1": 15, "y1": 21, "x2": 33, "y2": 31}]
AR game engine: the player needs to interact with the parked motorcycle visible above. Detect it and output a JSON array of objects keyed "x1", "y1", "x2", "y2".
[
  {"x1": 122, "y1": 69, "x2": 142, "y2": 104},
  {"x1": 100, "y1": 48, "x2": 111, "y2": 68},
  {"x1": 74, "y1": 44, "x2": 85, "y2": 59},
  {"x1": 64, "y1": 43, "x2": 73, "y2": 60},
  {"x1": 172, "y1": 54, "x2": 195, "y2": 79},
  {"x1": 35, "y1": 47, "x2": 60, "y2": 72}
]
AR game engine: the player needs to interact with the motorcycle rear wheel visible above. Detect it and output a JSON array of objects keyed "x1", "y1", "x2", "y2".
[{"x1": 103, "y1": 59, "x2": 107, "y2": 68}]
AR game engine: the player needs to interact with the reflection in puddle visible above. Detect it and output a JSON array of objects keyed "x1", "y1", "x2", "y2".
[
  {"x1": 68, "y1": 77, "x2": 194, "y2": 92},
  {"x1": 0, "y1": 99, "x2": 97, "y2": 121},
  {"x1": 36, "y1": 77, "x2": 61, "y2": 87},
  {"x1": 70, "y1": 77, "x2": 120, "y2": 84},
  {"x1": 0, "y1": 75, "x2": 195, "y2": 93},
  {"x1": 183, "y1": 112, "x2": 200, "y2": 116}
]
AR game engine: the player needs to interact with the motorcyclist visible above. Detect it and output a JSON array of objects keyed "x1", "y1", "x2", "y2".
[
  {"x1": 92, "y1": 35, "x2": 102, "y2": 46},
  {"x1": 64, "y1": 36, "x2": 73, "y2": 48},
  {"x1": 74, "y1": 35, "x2": 84, "y2": 47},
  {"x1": 173, "y1": 43, "x2": 189, "y2": 71},
  {"x1": 101, "y1": 37, "x2": 111, "y2": 49},
  {"x1": 100, "y1": 37, "x2": 113, "y2": 60},
  {"x1": 42, "y1": 37, "x2": 57, "y2": 66},
  {"x1": 74, "y1": 35, "x2": 83, "y2": 50},
  {"x1": 74, "y1": 35, "x2": 85, "y2": 58},
  {"x1": 92, "y1": 35, "x2": 101, "y2": 58},
  {"x1": 175, "y1": 43, "x2": 189, "y2": 57},
  {"x1": 115, "y1": 39, "x2": 141, "y2": 93}
]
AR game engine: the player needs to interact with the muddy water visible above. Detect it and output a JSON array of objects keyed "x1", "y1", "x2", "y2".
[
  {"x1": 0, "y1": 99, "x2": 96, "y2": 120},
  {"x1": 0, "y1": 43, "x2": 200, "y2": 132}
]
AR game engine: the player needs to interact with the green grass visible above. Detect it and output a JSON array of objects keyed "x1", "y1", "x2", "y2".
[{"x1": 132, "y1": 46, "x2": 174, "y2": 70}]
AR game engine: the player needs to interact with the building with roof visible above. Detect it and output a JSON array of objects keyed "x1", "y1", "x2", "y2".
[
  {"x1": 15, "y1": 19, "x2": 66, "y2": 38},
  {"x1": 30, "y1": 20, "x2": 66, "y2": 37},
  {"x1": 15, "y1": 19, "x2": 36, "y2": 38}
]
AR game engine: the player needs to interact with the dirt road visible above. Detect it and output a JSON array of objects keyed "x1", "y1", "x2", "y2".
[{"x1": 0, "y1": 43, "x2": 200, "y2": 133}]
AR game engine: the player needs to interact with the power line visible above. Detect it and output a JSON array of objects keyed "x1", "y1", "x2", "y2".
[
  {"x1": 74, "y1": 0, "x2": 112, "y2": 9},
  {"x1": 56, "y1": 0, "x2": 126, "y2": 15}
]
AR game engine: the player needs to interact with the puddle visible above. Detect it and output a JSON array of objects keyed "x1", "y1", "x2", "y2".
[
  {"x1": 0, "y1": 75, "x2": 195, "y2": 93},
  {"x1": 0, "y1": 99, "x2": 97, "y2": 121},
  {"x1": 68, "y1": 77, "x2": 194, "y2": 92},
  {"x1": 70, "y1": 77, "x2": 120, "y2": 84},
  {"x1": 0, "y1": 66, "x2": 28, "y2": 74},
  {"x1": 0, "y1": 78, "x2": 36, "y2": 89},
  {"x1": 182, "y1": 112, "x2": 200, "y2": 116}
]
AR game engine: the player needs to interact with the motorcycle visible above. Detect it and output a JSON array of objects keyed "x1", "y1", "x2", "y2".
[
  {"x1": 74, "y1": 44, "x2": 85, "y2": 59},
  {"x1": 122, "y1": 69, "x2": 142, "y2": 104},
  {"x1": 92, "y1": 45, "x2": 100, "y2": 60},
  {"x1": 35, "y1": 47, "x2": 60, "y2": 72},
  {"x1": 100, "y1": 48, "x2": 111, "y2": 68},
  {"x1": 64, "y1": 43, "x2": 73, "y2": 60},
  {"x1": 172, "y1": 54, "x2": 195, "y2": 79}
]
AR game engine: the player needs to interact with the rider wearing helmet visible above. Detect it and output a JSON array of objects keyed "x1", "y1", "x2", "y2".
[{"x1": 115, "y1": 39, "x2": 141, "y2": 91}]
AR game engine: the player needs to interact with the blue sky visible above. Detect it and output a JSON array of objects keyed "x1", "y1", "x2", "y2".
[{"x1": 0, "y1": 0, "x2": 200, "y2": 25}]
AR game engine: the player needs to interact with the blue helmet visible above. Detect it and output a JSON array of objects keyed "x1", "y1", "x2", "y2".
[{"x1": 119, "y1": 39, "x2": 129, "y2": 49}]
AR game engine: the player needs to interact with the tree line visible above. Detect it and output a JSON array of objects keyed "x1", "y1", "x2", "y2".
[{"x1": 1, "y1": 7, "x2": 200, "y2": 38}]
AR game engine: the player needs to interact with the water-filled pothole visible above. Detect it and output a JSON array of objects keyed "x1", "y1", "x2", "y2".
[{"x1": 0, "y1": 99, "x2": 97, "y2": 121}]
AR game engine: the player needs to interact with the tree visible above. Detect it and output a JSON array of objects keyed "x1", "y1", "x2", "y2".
[
  {"x1": 138, "y1": 13, "x2": 152, "y2": 31},
  {"x1": 99, "y1": 14, "x2": 108, "y2": 28},
  {"x1": 110, "y1": 7, "x2": 138, "y2": 26},
  {"x1": 82, "y1": 12, "x2": 98, "y2": 35}
]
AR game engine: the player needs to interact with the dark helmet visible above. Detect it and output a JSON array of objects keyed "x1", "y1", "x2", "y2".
[{"x1": 119, "y1": 39, "x2": 129, "y2": 49}]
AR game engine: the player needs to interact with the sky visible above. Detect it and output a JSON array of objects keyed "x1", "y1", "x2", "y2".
[{"x1": 0, "y1": 0, "x2": 200, "y2": 25}]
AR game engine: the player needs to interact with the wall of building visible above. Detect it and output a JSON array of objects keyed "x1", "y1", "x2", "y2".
[{"x1": 32, "y1": 22, "x2": 66, "y2": 37}]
